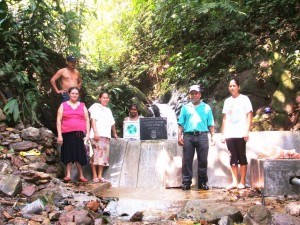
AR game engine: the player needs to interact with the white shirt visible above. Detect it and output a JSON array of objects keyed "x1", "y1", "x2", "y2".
[
  {"x1": 222, "y1": 94, "x2": 252, "y2": 138},
  {"x1": 88, "y1": 103, "x2": 115, "y2": 138}
]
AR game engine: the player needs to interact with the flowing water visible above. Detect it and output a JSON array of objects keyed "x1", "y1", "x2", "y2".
[{"x1": 152, "y1": 103, "x2": 178, "y2": 139}]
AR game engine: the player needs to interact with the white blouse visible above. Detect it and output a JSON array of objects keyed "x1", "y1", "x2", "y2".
[{"x1": 88, "y1": 103, "x2": 115, "y2": 138}]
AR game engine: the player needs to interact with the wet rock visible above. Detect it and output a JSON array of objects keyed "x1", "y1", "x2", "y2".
[
  {"x1": 49, "y1": 211, "x2": 61, "y2": 221},
  {"x1": 3, "y1": 210, "x2": 13, "y2": 219},
  {"x1": 1, "y1": 131, "x2": 11, "y2": 137},
  {"x1": 39, "y1": 127, "x2": 55, "y2": 139},
  {"x1": 218, "y1": 215, "x2": 234, "y2": 225},
  {"x1": 178, "y1": 201, "x2": 243, "y2": 224},
  {"x1": 21, "y1": 184, "x2": 37, "y2": 197},
  {"x1": 20, "y1": 170, "x2": 52, "y2": 185},
  {"x1": 21, "y1": 127, "x2": 43, "y2": 141},
  {"x1": 45, "y1": 163, "x2": 64, "y2": 176},
  {"x1": 9, "y1": 133, "x2": 21, "y2": 140},
  {"x1": 86, "y1": 200, "x2": 101, "y2": 212},
  {"x1": 14, "y1": 123, "x2": 25, "y2": 131},
  {"x1": 64, "y1": 205, "x2": 75, "y2": 211},
  {"x1": 130, "y1": 211, "x2": 144, "y2": 222},
  {"x1": 0, "y1": 174, "x2": 22, "y2": 196},
  {"x1": 285, "y1": 201, "x2": 300, "y2": 216},
  {"x1": 45, "y1": 154, "x2": 58, "y2": 164},
  {"x1": 94, "y1": 218, "x2": 105, "y2": 225},
  {"x1": 29, "y1": 214, "x2": 47, "y2": 223},
  {"x1": 58, "y1": 209, "x2": 93, "y2": 225},
  {"x1": 12, "y1": 217, "x2": 28, "y2": 225},
  {"x1": 19, "y1": 161, "x2": 48, "y2": 172},
  {"x1": 30, "y1": 184, "x2": 67, "y2": 206},
  {"x1": 41, "y1": 218, "x2": 51, "y2": 224},
  {"x1": 0, "y1": 122, "x2": 6, "y2": 132},
  {"x1": 10, "y1": 155, "x2": 26, "y2": 169},
  {"x1": 244, "y1": 204, "x2": 272, "y2": 225},
  {"x1": 0, "y1": 109, "x2": 6, "y2": 121},
  {"x1": 9, "y1": 141, "x2": 39, "y2": 152},
  {"x1": 0, "y1": 159, "x2": 13, "y2": 174},
  {"x1": 272, "y1": 212, "x2": 300, "y2": 225}
]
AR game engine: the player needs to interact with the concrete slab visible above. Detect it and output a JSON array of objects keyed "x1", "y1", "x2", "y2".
[{"x1": 69, "y1": 131, "x2": 300, "y2": 192}]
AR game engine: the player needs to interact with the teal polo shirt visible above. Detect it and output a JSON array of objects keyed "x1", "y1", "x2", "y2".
[{"x1": 178, "y1": 101, "x2": 214, "y2": 132}]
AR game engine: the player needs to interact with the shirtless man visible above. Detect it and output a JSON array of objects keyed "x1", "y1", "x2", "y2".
[{"x1": 50, "y1": 55, "x2": 82, "y2": 102}]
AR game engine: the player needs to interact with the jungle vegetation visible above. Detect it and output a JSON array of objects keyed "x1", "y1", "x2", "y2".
[{"x1": 0, "y1": 0, "x2": 299, "y2": 133}]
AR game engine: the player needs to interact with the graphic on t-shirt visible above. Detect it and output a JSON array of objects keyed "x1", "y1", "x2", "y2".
[
  {"x1": 228, "y1": 104, "x2": 242, "y2": 124},
  {"x1": 127, "y1": 124, "x2": 137, "y2": 134}
]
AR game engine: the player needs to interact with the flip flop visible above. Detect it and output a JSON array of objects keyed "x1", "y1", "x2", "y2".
[
  {"x1": 92, "y1": 178, "x2": 99, "y2": 183},
  {"x1": 237, "y1": 184, "x2": 246, "y2": 189},
  {"x1": 63, "y1": 177, "x2": 71, "y2": 182},
  {"x1": 78, "y1": 177, "x2": 88, "y2": 182},
  {"x1": 99, "y1": 177, "x2": 108, "y2": 183}
]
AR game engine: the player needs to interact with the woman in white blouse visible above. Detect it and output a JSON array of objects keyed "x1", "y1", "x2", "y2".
[{"x1": 89, "y1": 91, "x2": 117, "y2": 183}]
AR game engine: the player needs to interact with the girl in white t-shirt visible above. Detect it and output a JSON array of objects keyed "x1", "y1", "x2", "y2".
[
  {"x1": 221, "y1": 77, "x2": 253, "y2": 190},
  {"x1": 89, "y1": 92, "x2": 118, "y2": 183}
]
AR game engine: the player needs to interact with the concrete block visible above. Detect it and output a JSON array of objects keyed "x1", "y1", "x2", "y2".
[
  {"x1": 251, "y1": 159, "x2": 300, "y2": 196},
  {"x1": 103, "y1": 138, "x2": 128, "y2": 186},
  {"x1": 119, "y1": 140, "x2": 141, "y2": 187},
  {"x1": 137, "y1": 140, "x2": 176, "y2": 188}
]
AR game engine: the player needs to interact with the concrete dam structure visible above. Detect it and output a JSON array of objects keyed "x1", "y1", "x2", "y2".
[{"x1": 101, "y1": 131, "x2": 300, "y2": 196}]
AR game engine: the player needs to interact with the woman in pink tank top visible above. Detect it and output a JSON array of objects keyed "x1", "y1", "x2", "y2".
[{"x1": 56, "y1": 87, "x2": 90, "y2": 183}]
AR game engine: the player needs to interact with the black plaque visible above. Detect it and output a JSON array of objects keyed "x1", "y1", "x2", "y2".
[{"x1": 140, "y1": 117, "x2": 168, "y2": 140}]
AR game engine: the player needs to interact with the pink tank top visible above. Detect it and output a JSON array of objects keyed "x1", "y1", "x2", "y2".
[{"x1": 61, "y1": 102, "x2": 86, "y2": 133}]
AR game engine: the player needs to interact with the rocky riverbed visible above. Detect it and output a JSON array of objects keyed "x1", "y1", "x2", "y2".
[{"x1": 0, "y1": 125, "x2": 299, "y2": 224}]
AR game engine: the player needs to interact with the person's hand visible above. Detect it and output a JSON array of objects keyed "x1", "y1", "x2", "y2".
[
  {"x1": 94, "y1": 133, "x2": 100, "y2": 141},
  {"x1": 113, "y1": 133, "x2": 118, "y2": 139},
  {"x1": 210, "y1": 135, "x2": 215, "y2": 146},
  {"x1": 57, "y1": 136, "x2": 63, "y2": 145},
  {"x1": 220, "y1": 135, "x2": 226, "y2": 144},
  {"x1": 244, "y1": 135, "x2": 249, "y2": 142},
  {"x1": 178, "y1": 136, "x2": 184, "y2": 146},
  {"x1": 58, "y1": 89, "x2": 67, "y2": 94}
]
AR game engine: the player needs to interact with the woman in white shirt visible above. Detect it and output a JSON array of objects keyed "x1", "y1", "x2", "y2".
[
  {"x1": 221, "y1": 77, "x2": 253, "y2": 190},
  {"x1": 89, "y1": 91, "x2": 117, "y2": 183}
]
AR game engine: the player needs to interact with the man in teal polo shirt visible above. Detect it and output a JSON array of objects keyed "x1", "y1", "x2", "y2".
[{"x1": 178, "y1": 84, "x2": 215, "y2": 190}]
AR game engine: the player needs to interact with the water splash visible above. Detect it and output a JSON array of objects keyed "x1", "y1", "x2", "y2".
[{"x1": 152, "y1": 103, "x2": 178, "y2": 139}]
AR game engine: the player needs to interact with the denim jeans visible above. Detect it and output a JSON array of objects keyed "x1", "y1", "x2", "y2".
[
  {"x1": 62, "y1": 92, "x2": 70, "y2": 102},
  {"x1": 182, "y1": 133, "x2": 209, "y2": 187}
]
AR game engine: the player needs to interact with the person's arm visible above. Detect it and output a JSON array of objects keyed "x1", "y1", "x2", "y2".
[
  {"x1": 178, "y1": 125, "x2": 184, "y2": 146},
  {"x1": 244, "y1": 111, "x2": 253, "y2": 141},
  {"x1": 84, "y1": 106, "x2": 90, "y2": 138},
  {"x1": 209, "y1": 125, "x2": 215, "y2": 144},
  {"x1": 56, "y1": 104, "x2": 63, "y2": 145},
  {"x1": 77, "y1": 71, "x2": 82, "y2": 89},
  {"x1": 221, "y1": 114, "x2": 226, "y2": 143},
  {"x1": 91, "y1": 118, "x2": 100, "y2": 141},
  {"x1": 50, "y1": 69, "x2": 64, "y2": 94},
  {"x1": 111, "y1": 124, "x2": 118, "y2": 139},
  {"x1": 123, "y1": 117, "x2": 129, "y2": 126}
]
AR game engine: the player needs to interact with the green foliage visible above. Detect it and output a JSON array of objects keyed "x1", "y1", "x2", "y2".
[
  {"x1": 0, "y1": 0, "x2": 87, "y2": 127},
  {"x1": 3, "y1": 98, "x2": 20, "y2": 123}
]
